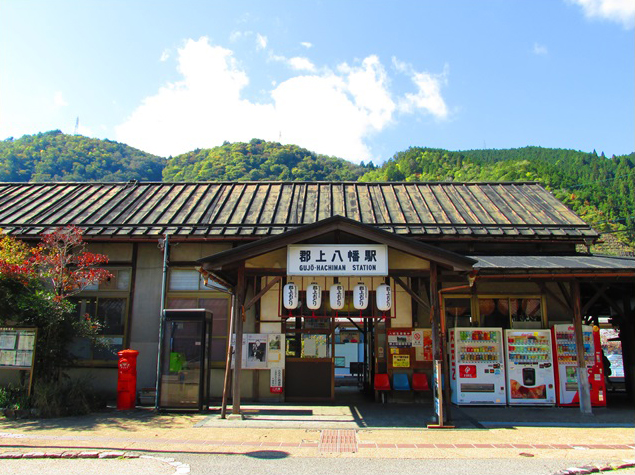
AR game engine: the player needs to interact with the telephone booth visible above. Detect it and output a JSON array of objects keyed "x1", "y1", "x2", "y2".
[{"x1": 158, "y1": 309, "x2": 212, "y2": 411}]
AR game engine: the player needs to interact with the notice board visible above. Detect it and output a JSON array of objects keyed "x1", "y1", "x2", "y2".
[{"x1": 0, "y1": 327, "x2": 37, "y2": 396}]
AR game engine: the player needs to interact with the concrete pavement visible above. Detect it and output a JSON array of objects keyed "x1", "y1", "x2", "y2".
[{"x1": 0, "y1": 391, "x2": 633, "y2": 474}]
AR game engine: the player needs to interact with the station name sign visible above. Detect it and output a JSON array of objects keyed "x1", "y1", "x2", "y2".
[{"x1": 287, "y1": 244, "x2": 388, "y2": 276}]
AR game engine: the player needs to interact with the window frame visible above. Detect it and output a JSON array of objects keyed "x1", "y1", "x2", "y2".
[{"x1": 69, "y1": 267, "x2": 132, "y2": 366}]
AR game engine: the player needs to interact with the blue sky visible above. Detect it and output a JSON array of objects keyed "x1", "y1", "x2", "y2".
[{"x1": 1, "y1": 0, "x2": 633, "y2": 164}]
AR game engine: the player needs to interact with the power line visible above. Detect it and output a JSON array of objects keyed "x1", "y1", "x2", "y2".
[
  {"x1": 554, "y1": 169, "x2": 635, "y2": 190},
  {"x1": 591, "y1": 216, "x2": 635, "y2": 226}
]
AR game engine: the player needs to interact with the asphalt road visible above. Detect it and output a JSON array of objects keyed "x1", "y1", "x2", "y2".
[{"x1": 3, "y1": 452, "x2": 635, "y2": 475}]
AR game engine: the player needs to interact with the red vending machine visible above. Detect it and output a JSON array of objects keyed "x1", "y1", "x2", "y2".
[{"x1": 551, "y1": 324, "x2": 606, "y2": 407}]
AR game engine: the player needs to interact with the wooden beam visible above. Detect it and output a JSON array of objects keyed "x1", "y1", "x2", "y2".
[
  {"x1": 244, "y1": 276, "x2": 281, "y2": 311},
  {"x1": 557, "y1": 282, "x2": 573, "y2": 310},
  {"x1": 231, "y1": 263, "x2": 246, "y2": 416},
  {"x1": 538, "y1": 282, "x2": 571, "y2": 314},
  {"x1": 572, "y1": 280, "x2": 592, "y2": 415},
  {"x1": 592, "y1": 283, "x2": 626, "y2": 319},
  {"x1": 581, "y1": 283, "x2": 609, "y2": 315},
  {"x1": 392, "y1": 275, "x2": 430, "y2": 312},
  {"x1": 220, "y1": 294, "x2": 236, "y2": 419},
  {"x1": 345, "y1": 317, "x2": 363, "y2": 333}
]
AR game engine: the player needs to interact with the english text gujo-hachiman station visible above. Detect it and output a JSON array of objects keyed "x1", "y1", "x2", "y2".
[{"x1": 0, "y1": 181, "x2": 633, "y2": 420}]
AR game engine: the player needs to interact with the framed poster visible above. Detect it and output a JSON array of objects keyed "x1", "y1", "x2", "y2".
[
  {"x1": 267, "y1": 334, "x2": 285, "y2": 369},
  {"x1": 246, "y1": 334, "x2": 268, "y2": 369}
]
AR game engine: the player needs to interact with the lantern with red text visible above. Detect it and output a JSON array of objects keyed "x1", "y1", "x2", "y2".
[{"x1": 376, "y1": 283, "x2": 392, "y2": 311}]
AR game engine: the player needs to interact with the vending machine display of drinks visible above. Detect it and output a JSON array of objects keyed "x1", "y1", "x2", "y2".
[
  {"x1": 551, "y1": 324, "x2": 606, "y2": 407},
  {"x1": 449, "y1": 328, "x2": 506, "y2": 405},
  {"x1": 504, "y1": 330, "x2": 556, "y2": 405}
]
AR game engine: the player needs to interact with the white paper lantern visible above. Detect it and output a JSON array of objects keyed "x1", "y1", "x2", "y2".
[
  {"x1": 283, "y1": 282, "x2": 299, "y2": 309},
  {"x1": 329, "y1": 283, "x2": 345, "y2": 310},
  {"x1": 376, "y1": 283, "x2": 392, "y2": 311},
  {"x1": 353, "y1": 282, "x2": 369, "y2": 310},
  {"x1": 306, "y1": 282, "x2": 322, "y2": 310}
]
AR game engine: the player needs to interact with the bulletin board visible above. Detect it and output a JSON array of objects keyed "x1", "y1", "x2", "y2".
[
  {"x1": 387, "y1": 328, "x2": 433, "y2": 370},
  {"x1": 231, "y1": 333, "x2": 285, "y2": 370},
  {"x1": 0, "y1": 327, "x2": 37, "y2": 396}
]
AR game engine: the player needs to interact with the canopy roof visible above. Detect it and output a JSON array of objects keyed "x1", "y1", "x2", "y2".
[{"x1": 198, "y1": 216, "x2": 477, "y2": 284}]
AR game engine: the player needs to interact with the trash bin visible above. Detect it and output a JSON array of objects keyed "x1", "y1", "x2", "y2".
[{"x1": 117, "y1": 349, "x2": 139, "y2": 410}]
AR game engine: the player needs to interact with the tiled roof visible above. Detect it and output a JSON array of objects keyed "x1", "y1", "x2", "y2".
[{"x1": 0, "y1": 181, "x2": 598, "y2": 240}]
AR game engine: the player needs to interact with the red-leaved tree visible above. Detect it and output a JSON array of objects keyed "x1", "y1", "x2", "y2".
[
  {"x1": 32, "y1": 226, "x2": 113, "y2": 300},
  {"x1": 0, "y1": 226, "x2": 114, "y2": 411}
]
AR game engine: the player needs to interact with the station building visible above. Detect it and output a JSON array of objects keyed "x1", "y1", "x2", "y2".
[{"x1": 0, "y1": 181, "x2": 633, "y2": 413}]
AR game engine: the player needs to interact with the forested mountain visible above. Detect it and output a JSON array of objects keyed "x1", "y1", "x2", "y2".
[
  {"x1": 0, "y1": 130, "x2": 164, "y2": 182},
  {"x1": 162, "y1": 138, "x2": 369, "y2": 181},
  {"x1": 359, "y1": 146, "x2": 635, "y2": 246},
  {"x1": 1, "y1": 132, "x2": 632, "y2": 250}
]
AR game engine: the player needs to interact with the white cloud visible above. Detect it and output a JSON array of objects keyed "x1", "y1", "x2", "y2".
[
  {"x1": 160, "y1": 50, "x2": 170, "y2": 62},
  {"x1": 116, "y1": 37, "x2": 449, "y2": 163},
  {"x1": 53, "y1": 91, "x2": 68, "y2": 107},
  {"x1": 301, "y1": 42, "x2": 313, "y2": 49},
  {"x1": 533, "y1": 42, "x2": 549, "y2": 55},
  {"x1": 287, "y1": 56, "x2": 316, "y2": 72},
  {"x1": 393, "y1": 59, "x2": 449, "y2": 120},
  {"x1": 568, "y1": 0, "x2": 635, "y2": 28},
  {"x1": 256, "y1": 33, "x2": 268, "y2": 50},
  {"x1": 339, "y1": 56, "x2": 395, "y2": 131}
]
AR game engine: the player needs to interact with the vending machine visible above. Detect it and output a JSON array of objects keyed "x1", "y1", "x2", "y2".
[
  {"x1": 449, "y1": 328, "x2": 506, "y2": 405},
  {"x1": 504, "y1": 330, "x2": 556, "y2": 405},
  {"x1": 551, "y1": 324, "x2": 606, "y2": 407}
]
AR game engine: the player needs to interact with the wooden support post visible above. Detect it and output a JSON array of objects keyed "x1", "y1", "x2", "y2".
[
  {"x1": 220, "y1": 293, "x2": 236, "y2": 419},
  {"x1": 572, "y1": 280, "x2": 592, "y2": 415},
  {"x1": 622, "y1": 292, "x2": 635, "y2": 402},
  {"x1": 429, "y1": 262, "x2": 452, "y2": 426},
  {"x1": 231, "y1": 264, "x2": 246, "y2": 417}
]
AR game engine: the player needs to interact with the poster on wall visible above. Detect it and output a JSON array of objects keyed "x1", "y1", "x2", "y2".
[
  {"x1": 393, "y1": 354, "x2": 410, "y2": 367},
  {"x1": 267, "y1": 334, "x2": 285, "y2": 368},
  {"x1": 412, "y1": 329, "x2": 433, "y2": 361},
  {"x1": 231, "y1": 333, "x2": 285, "y2": 370},
  {"x1": 246, "y1": 334, "x2": 268, "y2": 369},
  {"x1": 270, "y1": 367, "x2": 283, "y2": 393},
  {"x1": 387, "y1": 329, "x2": 412, "y2": 348}
]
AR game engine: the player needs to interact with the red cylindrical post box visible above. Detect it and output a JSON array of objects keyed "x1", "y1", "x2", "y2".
[{"x1": 117, "y1": 349, "x2": 139, "y2": 410}]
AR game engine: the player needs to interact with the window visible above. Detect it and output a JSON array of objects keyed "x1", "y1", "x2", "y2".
[
  {"x1": 478, "y1": 296, "x2": 544, "y2": 329},
  {"x1": 443, "y1": 295, "x2": 546, "y2": 329},
  {"x1": 443, "y1": 296, "x2": 473, "y2": 327},
  {"x1": 69, "y1": 268, "x2": 131, "y2": 363}
]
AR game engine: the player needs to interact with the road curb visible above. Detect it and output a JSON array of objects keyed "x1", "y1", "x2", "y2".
[
  {"x1": 554, "y1": 460, "x2": 635, "y2": 474},
  {"x1": 0, "y1": 450, "x2": 191, "y2": 474}
]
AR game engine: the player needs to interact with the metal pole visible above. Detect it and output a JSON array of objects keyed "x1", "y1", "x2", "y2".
[{"x1": 154, "y1": 234, "x2": 169, "y2": 411}]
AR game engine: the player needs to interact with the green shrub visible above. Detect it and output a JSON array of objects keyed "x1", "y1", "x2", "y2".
[
  {"x1": 0, "y1": 384, "x2": 30, "y2": 411},
  {"x1": 31, "y1": 376, "x2": 104, "y2": 418}
]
